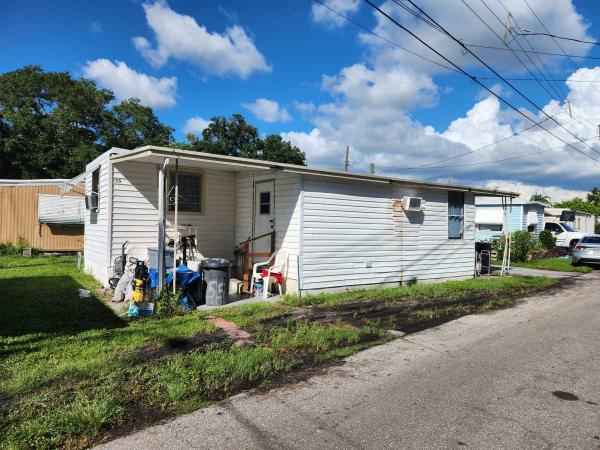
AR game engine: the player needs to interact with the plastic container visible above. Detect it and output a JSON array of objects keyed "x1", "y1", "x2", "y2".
[
  {"x1": 147, "y1": 247, "x2": 174, "y2": 269},
  {"x1": 202, "y1": 258, "x2": 232, "y2": 306}
]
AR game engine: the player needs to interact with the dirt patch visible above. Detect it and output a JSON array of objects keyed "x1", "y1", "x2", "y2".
[
  {"x1": 132, "y1": 330, "x2": 229, "y2": 363},
  {"x1": 262, "y1": 278, "x2": 572, "y2": 335}
]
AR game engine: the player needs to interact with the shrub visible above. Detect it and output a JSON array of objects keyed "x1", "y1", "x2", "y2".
[
  {"x1": 492, "y1": 231, "x2": 541, "y2": 262},
  {"x1": 511, "y1": 230, "x2": 540, "y2": 262},
  {"x1": 539, "y1": 229, "x2": 556, "y2": 250},
  {"x1": 0, "y1": 238, "x2": 38, "y2": 256}
]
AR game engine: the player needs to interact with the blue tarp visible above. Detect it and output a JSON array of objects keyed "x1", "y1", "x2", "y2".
[{"x1": 165, "y1": 264, "x2": 201, "y2": 287}]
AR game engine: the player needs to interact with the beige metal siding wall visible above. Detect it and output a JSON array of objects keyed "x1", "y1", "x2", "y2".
[{"x1": 0, "y1": 185, "x2": 84, "y2": 251}]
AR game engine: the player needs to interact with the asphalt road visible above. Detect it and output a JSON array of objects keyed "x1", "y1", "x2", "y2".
[{"x1": 99, "y1": 271, "x2": 600, "y2": 450}]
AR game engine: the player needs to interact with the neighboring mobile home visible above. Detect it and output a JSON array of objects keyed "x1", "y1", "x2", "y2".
[
  {"x1": 544, "y1": 207, "x2": 595, "y2": 234},
  {"x1": 0, "y1": 179, "x2": 85, "y2": 251},
  {"x1": 475, "y1": 198, "x2": 545, "y2": 242},
  {"x1": 75, "y1": 146, "x2": 515, "y2": 295}
]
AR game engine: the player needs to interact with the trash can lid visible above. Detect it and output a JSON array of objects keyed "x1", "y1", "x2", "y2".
[{"x1": 202, "y1": 258, "x2": 231, "y2": 269}]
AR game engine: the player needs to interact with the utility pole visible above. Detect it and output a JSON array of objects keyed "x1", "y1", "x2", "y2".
[{"x1": 344, "y1": 145, "x2": 350, "y2": 172}]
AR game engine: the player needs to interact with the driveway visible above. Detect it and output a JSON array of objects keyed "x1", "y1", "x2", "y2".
[
  {"x1": 99, "y1": 272, "x2": 600, "y2": 449},
  {"x1": 491, "y1": 264, "x2": 580, "y2": 278}
]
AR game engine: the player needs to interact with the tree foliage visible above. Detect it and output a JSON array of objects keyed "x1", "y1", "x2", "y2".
[
  {"x1": 1, "y1": 67, "x2": 306, "y2": 179},
  {"x1": 553, "y1": 197, "x2": 600, "y2": 217},
  {"x1": 529, "y1": 193, "x2": 551, "y2": 205},
  {"x1": 175, "y1": 114, "x2": 306, "y2": 165},
  {"x1": 0, "y1": 66, "x2": 173, "y2": 178}
]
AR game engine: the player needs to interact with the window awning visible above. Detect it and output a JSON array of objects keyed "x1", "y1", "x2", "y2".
[{"x1": 475, "y1": 207, "x2": 504, "y2": 225}]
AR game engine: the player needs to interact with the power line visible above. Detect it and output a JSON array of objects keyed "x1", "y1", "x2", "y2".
[
  {"x1": 494, "y1": 0, "x2": 569, "y2": 101},
  {"x1": 521, "y1": 0, "x2": 600, "y2": 110},
  {"x1": 311, "y1": 0, "x2": 461, "y2": 73},
  {"x1": 409, "y1": 112, "x2": 561, "y2": 169},
  {"x1": 365, "y1": 0, "x2": 600, "y2": 161},
  {"x1": 462, "y1": 0, "x2": 564, "y2": 102},
  {"x1": 312, "y1": 0, "x2": 600, "y2": 85},
  {"x1": 380, "y1": 135, "x2": 597, "y2": 171},
  {"x1": 465, "y1": 43, "x2": 600, "y2": 60},
  {"x1": 511, "y1": 31, "x2": 600, "y2": 46}
]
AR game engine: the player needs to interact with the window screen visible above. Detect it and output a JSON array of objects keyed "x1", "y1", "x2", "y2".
[
  {"x1": 448, "y1": 192, "x2": 464, "y2": 239},
  {"x1": 169, "y1": 173, "x2": 202, "y2": 212},
  {"x1": 259, "y1": 191, "x2": 271, "y2": 215}
]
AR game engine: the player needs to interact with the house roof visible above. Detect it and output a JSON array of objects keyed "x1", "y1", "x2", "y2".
[
  {"x1": 109, "y1": 146, "x2": 519, "y2": 197},
  {"x1": 0, "y1": 179, "x2": 70, "y2": 187},
  {"x1": 475, "y1": 197, "x2": 547, "y2": 207}
]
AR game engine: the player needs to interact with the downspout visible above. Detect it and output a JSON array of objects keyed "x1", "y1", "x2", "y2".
[
  {"x1": 157, "y1": 158, "x2": 169, "y2": 291},
  {"x1": 173, "y1": 159, "x2": 179, "y2": 294},
  {"x1": 105, "y1": 160, "x2": 114, "y2": 283},
  {"x1": 298, "y1": 174, "x2": 304, "y2": 297}
]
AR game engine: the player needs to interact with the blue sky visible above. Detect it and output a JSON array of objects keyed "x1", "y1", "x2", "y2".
[{"x1": 2, "y1": 0, "x2": 600, "y2": 200}]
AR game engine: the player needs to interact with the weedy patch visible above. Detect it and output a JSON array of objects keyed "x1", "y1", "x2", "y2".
[{"x1": 0, "y1": 255, "x2": 561, "y2": 449}]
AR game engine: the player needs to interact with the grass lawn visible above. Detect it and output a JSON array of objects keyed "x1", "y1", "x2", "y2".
[
  {"x1": 493, "y1": 257, "x2": 593, "y2": 273},
  {"x1": 0, "y1": 255, "x2": 560, "y2": 449}
]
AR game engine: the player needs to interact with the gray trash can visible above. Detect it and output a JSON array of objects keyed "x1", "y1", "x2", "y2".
[{"x1": 202, "y1": 258, "x2": 231, "y2": 306}]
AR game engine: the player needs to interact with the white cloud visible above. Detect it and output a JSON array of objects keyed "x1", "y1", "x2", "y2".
[
  {"x1": 311, "y1": 0, "x2": 360, "y2": 28},
  {"x1": 82, "y1": 59, "x2": 177, "y2": 108},
  {"x1": 133, "y1": 1, "x2": 270, "y2": 78},
  {"x1": 182, "y1": 116, "x2": 210, "y2": 135},
  {"x1": 481, "y1": 181, "x2": 588, "y2": 203},
  {"x1": 280, "y1": 0, "x2": 600, "y2": 197},
  {"x1": 242, "y1": 98, "x2": 292, "y2": 123}
]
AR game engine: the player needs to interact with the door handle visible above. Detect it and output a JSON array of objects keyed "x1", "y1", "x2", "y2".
[{"x1": 269, "y1": 219, "x2": 274, "y2": 223}]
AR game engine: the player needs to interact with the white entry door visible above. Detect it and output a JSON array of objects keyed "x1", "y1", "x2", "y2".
[{"x1": 254, "y1": 180, "x2": 275, "y2": 254}]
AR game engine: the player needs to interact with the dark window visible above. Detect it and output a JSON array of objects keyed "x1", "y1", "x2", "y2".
[
  {"x1": 259, "y1": 191, "x2": 271, "y2": 215},
  {"x1": 581, "y1": 236, "x2": 600, "y2": 244},
  {"x1": 448, "y1": 192, "x2": 464, "y2": 239},
  {"x1": 169, "y1": 173, "x2": 202, "y2": 212},
  {"x1": 527, "y1": 224, "x2": 536, "y2": 233},
  {"x1": 91, "y1": 168, "x2": 100, "y2": 212},
  {"x1": 477, "y1": 224, "x2": 502, "y2": 231},
  {"x1": 544, "y1": 222, "x2": 562, "y2": 233}
]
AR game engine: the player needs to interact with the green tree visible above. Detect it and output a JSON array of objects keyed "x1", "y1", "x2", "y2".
[
  {"x1": 100, "y1": 99, "x2": 174, "y2": 150},
  {"x1": 0, "y1": 66, "x2": 174, "y2": 178},
  {"x1": 553, "y1": 197, "x2": 600, "y2": 217},
  {"x1": 587, "y1": 187, "x2": 600, "y2": 206},
  {"x1": 197, "y1": 114, "x2": 261, "y2": 159},
  {"x1": 259, "y1": 135, "x2": 306, "y2": 165},
  {"x1": 182, "y1": 114, "x2": 306, "y2": 165},
  {"x1": 0, "y1": 65, "x2": 112, "y2": 178},
  {"x1": 529, "y1": 193, "x2": 551, "y2": 205}
]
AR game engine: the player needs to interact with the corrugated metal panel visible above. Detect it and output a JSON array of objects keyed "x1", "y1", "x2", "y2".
[
  {"x1": 38, "y1": 194, "x2": 85, "y2": 224},
  {"x1": 0, "y1": 185, "x2": 84, "y2": 251}
]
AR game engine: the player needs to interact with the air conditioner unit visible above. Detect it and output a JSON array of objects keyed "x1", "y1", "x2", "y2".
[
  {"x1": 402, "y1": 196, "x2": 423, "y2": 211},
  {"x1": 85, "y1": 193, "x2": 99, "y2": 211}
]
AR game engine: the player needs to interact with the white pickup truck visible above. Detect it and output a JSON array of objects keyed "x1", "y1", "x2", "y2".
[{"x1": 544, "y1": 222, "x2": 585, "y2": 249}]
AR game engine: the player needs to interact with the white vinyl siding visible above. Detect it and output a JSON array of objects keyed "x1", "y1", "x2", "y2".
[
  {"x1": 84, "y1": 152, "x2": 112, "y2": 285},
  {"x1": 165, "y1": 169, "x2": 236, "y2": 259},
  {"x1": 394, "y1": 186, "x2": 475, "y2": 284},
  {"x1": 38, "y1": 195, "x2": 85, "y2": 225},
  {"x1": 301, "y1": 176, "x2": 398, "y2": 291},
  {"x1": 300, "y1": 178, "x2": 476, "y2": 293},
  {"x1": 235, "y1": 171, "x2": 301, "y2": 288}
]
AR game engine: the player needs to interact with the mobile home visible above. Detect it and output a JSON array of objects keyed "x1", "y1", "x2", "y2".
[
  {"x1": 75, "y1": 147, "x2": 515, "y2": 295},
  {"x1": 0, "y1": 179, "x2": 85, "y2": 251},
  {"x1": 475, "y1": 198, "x2": 545, "y2": 242},
  {"x1": 544, "y1": 208, "x2": 595, "y2": 234}
]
